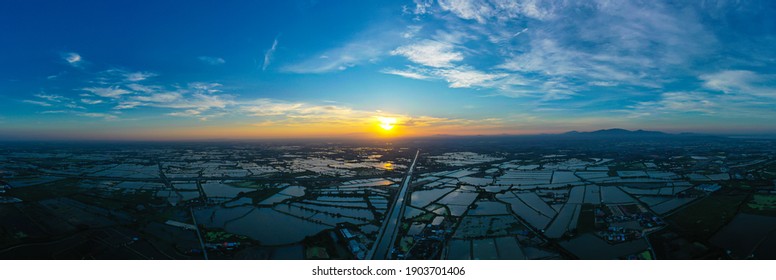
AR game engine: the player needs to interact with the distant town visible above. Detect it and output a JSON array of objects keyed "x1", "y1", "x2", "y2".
[{"x1": 2, "y1": 130, "x2": 776, "y2": 259}]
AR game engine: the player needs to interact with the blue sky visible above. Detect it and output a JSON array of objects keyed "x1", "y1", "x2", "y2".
[{"x1": 1, "y1": 0, "x2": 776, "y2": 139}]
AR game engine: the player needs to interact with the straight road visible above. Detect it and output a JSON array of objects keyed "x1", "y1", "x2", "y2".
[{"x1": 369, "y1": 149, "x2": 420, "y2": 260}]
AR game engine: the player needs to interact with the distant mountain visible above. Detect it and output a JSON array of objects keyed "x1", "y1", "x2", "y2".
[
  {"x1": 408, "y1": 128, "x2": 722, "y2": 142},
  {"x1": 563, "y1": 128, "x2": 669, "y2": 137}
]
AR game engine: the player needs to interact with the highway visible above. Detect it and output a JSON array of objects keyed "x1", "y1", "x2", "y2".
[{"x1": 368, "y1": 149, "x2": 420, "y2": 260}]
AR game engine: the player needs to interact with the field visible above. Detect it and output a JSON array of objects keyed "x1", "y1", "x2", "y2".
[
  {"x1": 743, "y1": 194, "x2": 776, "y2": 215},
  {"x1": 667, "y1": 194, "x2": 748, "y2": 240}
]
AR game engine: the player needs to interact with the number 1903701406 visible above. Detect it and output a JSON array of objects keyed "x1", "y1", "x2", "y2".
[{"x1": 404, "y1": 266, "x2": 465, "y2": 276}]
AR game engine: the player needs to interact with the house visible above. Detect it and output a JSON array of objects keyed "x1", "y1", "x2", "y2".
[{"x1": 339, "y1": 228, "x2": 355, "y2": 240}]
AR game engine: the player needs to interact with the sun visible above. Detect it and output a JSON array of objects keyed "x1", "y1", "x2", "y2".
[{"x1": 378, "y1": 117, "x2": 397, "y2": 131}]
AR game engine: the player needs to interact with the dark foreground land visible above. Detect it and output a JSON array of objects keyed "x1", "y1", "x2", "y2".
[{"x1": 2, "y1": 131, "x2": 776, "y2": 260}]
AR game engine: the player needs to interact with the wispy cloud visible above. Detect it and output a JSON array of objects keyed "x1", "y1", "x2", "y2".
[
  {"x1": 47, "y1": 71, "x2": 67, "y2": 80},
  {"x1": 436, "y1": 0, "x2": 559, "y2": 22},
  {"x1": 22, "y1": 92, "x2": 91, "y2": 113},
  {"x1": 78, "y1": 112, "x2": 117, "y2": 121},
  {"x1": 391, "y1": 40, "x2": 463, "y2": 68},
  {"x1": 382, "y1": 66, "x2": 509, "y2": 89},
  {"x1": 126, "y1": 83, "x2": 160, "y2": 93},
  {"x1": 629, "y1": 92, "x2": 719, "y2": 117},
  {"x1": 125, "y1": 71, "x2": 156, "y2": 82},
  {"x1": 167, "y1": 109, "x2": 201, "y2": 117},
  {"x1": 407, "y1": 0, "x2": 434, "y2": 15},
  {"x1": 282, "y1": 23, "x2": 406, "y2": 73},
  {"x1": 114, "y1": 101, "x2": 143, "y2": 110},
  {"x1": 22, "y1": 100, "x2": 52, "y2": 107},
  {"x1": 283, "y1": 41, "x2": 383, "y2": 73},
  {"x1": 198, "y1": 56, "x2": 226, "y2": 65},
  {"x1": 436, "y1": 67, "x2": 506, "y2": 88},
  {"x1": 82, "y1": 87, "x2": 132, "y2": 98},
  {"x1": 383, "y1": 0, "x2": 723, "y2": 106},
  {"x1": 381, "y1": 68, "x2": 432, "y2": 80},
  {"x1": 62, "y1": 52, "x2": 83, "y2": 67},
  {"x1": 627, "y1": 89, "x2": 776, "y2": 120},
  {"x1": 263, "y1": 38, "x2": 279, "y2": 71},
  {"x1": 80, "y1": 99, "x2": 103, "y2": 105},
  {"x1": 700, "y1": 70, "x2": 776, "y2": 98},
  {"x1": 40, "y1": 110, "x2": 68, "y2": 114},
  {"x1": 35, "y1": 94, "x2": 68, "y2": 102}
]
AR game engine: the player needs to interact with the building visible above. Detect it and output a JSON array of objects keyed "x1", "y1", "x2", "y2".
[{"x1": 339, "y1": 228, "x2": 355, "y2": 240}]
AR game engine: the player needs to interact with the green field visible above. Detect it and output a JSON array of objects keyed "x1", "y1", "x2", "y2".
[{"x1": 744, "y1": 194, "x2": 776, "y2": 215}]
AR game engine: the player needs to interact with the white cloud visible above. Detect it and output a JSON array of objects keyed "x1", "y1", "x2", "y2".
[
  {"x1": 80, "y1": 99, "x2": 103, "y2": 105},
  {"x1": 436, "y1": 0, "x2": 561, "y2": 22},
  {"x1": 628, "y1": 91, "x2": 721, "y2": 118},
  {"x1": 402, "y1": 25, "x2": 423, "y2": 39},
  {"x1": 22, "y1": 100, "x2": 52, "y2": 107},
  {"x1": 382, "y1": 66, "x2": 508, "y2": 89},
  {"x1": 243, "y1": 99, "x2": 304, "y2": 117},
  {"x1": 126, "y1": 83, "x2": 160, "y2": 93},
  {"x1": 40, "y1": 110, "x2": 68, "y2": 114},
  {"x1": 388, "y1": 0, "x2": 719, "y2": 102},
  {"x1": 64, "y1": 103, "x2": 86, "y2": 109},
  {"x1": 167, "y1": 109, "x2": 202, "y2": 117},
  {"x1": 134, "y1": 91, "x2": 183, "y2": 103},
  {"x1": 160, "y1": 93, "x2": 232, "y2": 111},
  {"x1": 47, "y1": 72, "x2": 66, "y2": 80},
  {"x1": 125, "y1": 71, "x2": 156, "y2": 82},
  {"x1": 283, "y1": 40, "x2": 385, "y2": 73},
  {"x1": 263, "y1": 38, "x2": 279, "y2": 71},
  {"x1": 391, "y1": 40, "x2": 463, "y2": 68},
  {"x1": 35, "y1": 94, "x2": 68, "y2": 102},
  {"x1": 189, "y1": 82, "x2": 222, "y2": 93},
  {"x1": 198, "y1": 56, "x2": 226, "y2": 65},
  {"x1": 589, "y1": 81, "x2": 618, "y2": 87},
  {"x1": 282, "y1": 23, "x2": 405, "y2": 73},
  {"x1": 411, "y1": 0, "x2": 434, "y2": 15},
  {"x1": 383, "y1": 63, "x2": 576, "y2": 100},
  {"x1": 63, "y1": 52, "x2": 82, "y2": 66},
  {"x1": 82, "y1": 87, "x2": 132, "y2": 98},
  {"x1": 437, "y1": 67, "x2": 507, "y2": 88},
  {"x1": 627, "y1": 91, "x2": 776, "y2": 119},
  {"x1": 92, "y1": 82, "x2": 232, "y2": 118},
  {"x1": 78, "y1": 112, "x2": 117, "y2": 120},
  {"x1": 700, "y1": 70, "x2": 776, "y2": 97},
  {"x1": 114, "y1": 101, "x2": 143, "y2": 110},
  {"x1": 437, "y1": 0, "x2": 493, "y2": 23},
  {"x1": 381, "y1": 68, "x2": 432, "y2": 80}
]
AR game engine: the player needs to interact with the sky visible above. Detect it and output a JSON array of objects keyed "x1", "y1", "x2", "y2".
[{"x1": 1, "y1": 0, "x2": 776, "y2": 140}]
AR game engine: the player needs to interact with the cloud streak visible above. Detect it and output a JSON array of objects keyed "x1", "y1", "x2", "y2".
[
  {"x1": 391, "y1": 40, "x2": 463, "y2": 68},
  {"x1": 22, "y1": 100, "x2": 52, "y2": 107},
  {"x1": 198, "y1": 56, "x2": 226, "y2": 65},
  {"x1": 82, "y1": 87, "x2": 132, "y2": 98},
  {"x1": 62, "y1": 52, "x2": 83, "y2": 67},
  {"x1": 263, "y1": 38, "x2": 279, "y2": 71}
]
